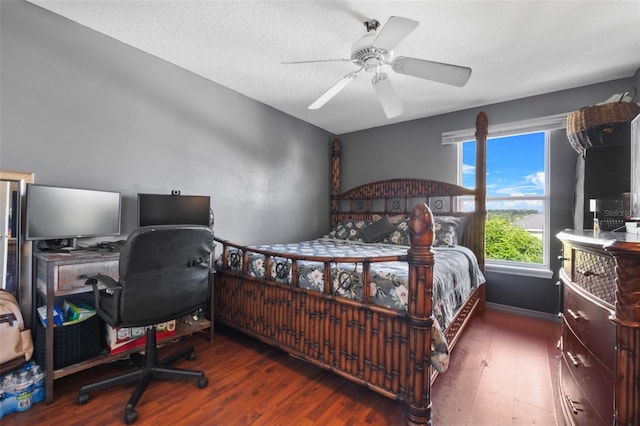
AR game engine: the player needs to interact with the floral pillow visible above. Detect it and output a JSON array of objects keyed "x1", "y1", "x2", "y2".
[
  {"x1": 375, "y1": 215, "x2": 467, "y2": 246},
  {"x1": 326, "y1": 215, "x2": 466, "y2": 247},
  {"x1": 325, "y1": 219, "x2": 372, "y2": 241},
  {"x1": 433, "y1": 216, "x2": 467, "y2": 247},
  {"x1": 379, "y1": 216, "x2": 410, "y2": 246}
]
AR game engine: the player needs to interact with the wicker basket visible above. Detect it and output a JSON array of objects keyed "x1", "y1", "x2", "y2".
[{"x1": 566, "y1": 101, "x2": 640, "y2": 154}]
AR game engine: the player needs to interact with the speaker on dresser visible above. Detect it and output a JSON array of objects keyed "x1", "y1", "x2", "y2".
[{"x1": 573, "y1": 144, "x2": 630, "y2": 229}]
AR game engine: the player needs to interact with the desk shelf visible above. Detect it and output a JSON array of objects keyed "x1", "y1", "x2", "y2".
[
  {"x1": 32, "y1": 250, "x2": 214, "y2": 404},
  {"x1": 51, "y1": 320, "x2": 211, "y2": 380}
]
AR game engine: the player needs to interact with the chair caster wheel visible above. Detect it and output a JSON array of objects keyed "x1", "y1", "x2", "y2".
[
  {"x1": 197, "y1": 377, "x2": 208, "y2": 389},
  {"x1": 124, "y1": 409, "x2": 139, "y2": 424},
  {"x1": 188, "y1": 351, "x2": 197, "y2": 361},
  {"x1": 77, "y1": 393, "x2": 90, "y2": 405}
]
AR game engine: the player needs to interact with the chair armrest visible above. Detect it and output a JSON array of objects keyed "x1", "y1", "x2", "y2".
[
  {"x1": 81, "y1": 273, "x2": 121, "y2": 326},
  {"x1": 82, "y1": 273, "x2": 120, "y2": 290}
]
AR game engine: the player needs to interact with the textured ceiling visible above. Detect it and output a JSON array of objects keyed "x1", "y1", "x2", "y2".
[{"x1": 28, "y1": 1, "x2": 640, "y2": 135}]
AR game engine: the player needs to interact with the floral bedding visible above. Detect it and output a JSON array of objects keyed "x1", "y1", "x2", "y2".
[{"x1": 223, "y1": 237, "x2": 485, "y2": 332}]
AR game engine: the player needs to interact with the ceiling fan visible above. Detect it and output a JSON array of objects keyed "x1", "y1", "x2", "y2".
[{"x1": 284, "y1": 16, "x2": 472, "y2": 118}]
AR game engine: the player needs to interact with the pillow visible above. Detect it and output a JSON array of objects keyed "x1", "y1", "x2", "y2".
[
  {"x1": 372, "y1": 214, "x2": 404, "y2": 223},
  {"x1": 325, "y1": 219, "x2": 371, "y2": 241},
  {"x1": 433, "y1": 216, "x2": 467, "y2": 246},
  {"x1": 374, "y1": 215, "x2": 467, "y2": 246},
  {"x1": 359, "y1": 216, "x2": 395, "y2": 243},
  {"x1": 388, "y1": 214, "x2": 406, "y2": 224},
  {"x1": 379, "y1": 218, "x2": 410, "y2": 246}
]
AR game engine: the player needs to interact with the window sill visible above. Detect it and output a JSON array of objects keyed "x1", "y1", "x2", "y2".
[{"x1": 485, "y1": 263, "x2": 554, "y2": 279}]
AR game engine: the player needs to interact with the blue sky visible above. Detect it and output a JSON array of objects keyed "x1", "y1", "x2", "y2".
[{"x1": 463, "y1": 132, "x2": 545, "y2": 210}]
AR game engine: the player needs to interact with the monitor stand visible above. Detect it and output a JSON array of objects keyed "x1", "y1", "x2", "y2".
[{"x1": 58, "y1": 246, "x2": 77, "y2": 253}]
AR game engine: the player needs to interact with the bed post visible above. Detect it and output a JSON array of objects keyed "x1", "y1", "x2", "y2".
[
  {"x1": 474, "y1": 112, "x2": 488, "y2": 270},
  {"x1": 331, "y1": 138, "x2": 341, "y2": 228},
  {"x1": 405, "y1": 202, "x2": 435, "y2": 426}
]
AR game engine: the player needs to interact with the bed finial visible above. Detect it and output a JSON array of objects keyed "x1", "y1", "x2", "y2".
[
  {"x1": 408, "y1": 202, "x2": 434, "y2": 248},
  {"x1": 476, "y1": 111, "x2": 488, "y2": 135}
]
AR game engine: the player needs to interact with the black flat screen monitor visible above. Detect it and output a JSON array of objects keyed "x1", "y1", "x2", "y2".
[
  {"x1": 137, "y1": 193, "x2": 211, "y2": 227},
  {"x1": 25, "y1": 184, "x2": 121, "y2": 241}
]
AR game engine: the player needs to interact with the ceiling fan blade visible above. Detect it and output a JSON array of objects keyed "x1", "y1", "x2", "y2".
[
  {"x1": 372, "y1": 73, "x2": 404, "y2": 118},
  {"x1": 372, "y1": 16, "x2": 419, "y2": 52},
  {"x1": 392, "y1": 56, "x2": 472, "y2": 87},
  {"x1": 308, "y1": 71, "x2": 359, "y2": 110},
  {"x1": 282, "y1": 58, "x2": 351, "y2": 65}
]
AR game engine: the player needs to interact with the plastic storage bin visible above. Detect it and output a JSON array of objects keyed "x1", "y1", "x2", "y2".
[{"x1": 34, "y1": 314, "x2": 104, "y2": 370}]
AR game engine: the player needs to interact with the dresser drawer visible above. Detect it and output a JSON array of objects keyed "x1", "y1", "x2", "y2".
[
  {"x1": 562, "y1": 322, "x2": 613, "y2": 424},
  {"x1": 558, "y1": 230, "x2": 640, "y2": 426},
  {"x1": 562, "y1": 279, "x2": 615, "y2": 370},
  {"x1": 571, "y1": 248, "x2": 616, "y2": 305},
  {"x1": 559, "y1": 360, "x2": 606, "y2": 426}
]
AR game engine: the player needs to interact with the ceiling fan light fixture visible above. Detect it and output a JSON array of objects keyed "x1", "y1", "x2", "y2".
[
  {"x1": 364, "y1": 57, "x2": 382, "y2": 72},
  {"x1": 286, "y1": 16, "x2": 471, "y2": 117}
]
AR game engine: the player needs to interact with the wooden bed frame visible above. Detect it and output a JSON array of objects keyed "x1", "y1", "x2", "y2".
[{"x1": 214, "y1": 112, "x2": 488, "y2": 425}]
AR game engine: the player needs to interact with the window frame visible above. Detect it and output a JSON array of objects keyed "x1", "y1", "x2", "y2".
[{"x1": 445, "y1": 114, "x2": 566, "y2": 278}]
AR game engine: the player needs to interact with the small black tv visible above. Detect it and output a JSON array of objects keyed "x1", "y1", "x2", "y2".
[
  {"x1": 25, "y1": 184, "x2": 121, "y2": 242},
  {"x1": 137, "y1": 193, "x2": 211, "y2": 227}
]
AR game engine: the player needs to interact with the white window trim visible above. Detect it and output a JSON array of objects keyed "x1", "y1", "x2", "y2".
[
  {"x1": 442, "y1": 112, "x2": 567, "y2": 144},
  {"x1": 543, "y1": 130, "x2": 551, "y2": 268},
  {"x1": 450, "y1": 116, "x2": 563, "y2": 276},
  {"x1": 486, "y1": 262, "x2": 554, "y2": 279}
]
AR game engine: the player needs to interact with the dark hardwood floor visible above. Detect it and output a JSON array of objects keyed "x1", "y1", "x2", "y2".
[
  {"x1": 6, "y1": 309, "x2": 562, "y2": 425},
  {"x1": 431, "y1": 310, "x2": 563, "y2": 426}
]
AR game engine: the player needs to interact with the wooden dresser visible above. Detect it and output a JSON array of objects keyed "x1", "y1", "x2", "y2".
[{"x1": 557, "y1": 230, "x2": 640, "y2": 426}]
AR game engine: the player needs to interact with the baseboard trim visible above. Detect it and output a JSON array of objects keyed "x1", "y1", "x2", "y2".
[{"x1": 486, "y1": 302, "x2": 561, "y2": 323}]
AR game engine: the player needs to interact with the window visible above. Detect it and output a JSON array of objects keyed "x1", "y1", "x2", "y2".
[
  {"x1": 444, "y1": 113, "x2": 567, "y2": 277},
  {"x1": 460, "y1": 131, "x2": 550, "y2": 272}
]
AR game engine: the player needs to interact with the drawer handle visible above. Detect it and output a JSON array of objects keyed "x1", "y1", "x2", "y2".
[
  {"x1": 576, "y1": 268, "x2": 597, "y2": 277},
  {"x1": 567, "y1": 351, "x2": 582, "y2": 367},
  {"x1": 565, "y1": 394, "x2": 582, "y2": 415},
  {"x1": 567, "y1": 309, "x2": 584, "y2": 321}
]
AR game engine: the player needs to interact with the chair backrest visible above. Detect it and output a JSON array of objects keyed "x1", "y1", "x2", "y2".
[{"x1": 117, "y1": 225, "x2": 214, "y2": 327}]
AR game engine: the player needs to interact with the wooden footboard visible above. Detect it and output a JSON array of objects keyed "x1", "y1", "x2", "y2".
[
  {"x1": 214, "y1": 274, "x2": 416, "y2": 396},
  {"x1": 214, "y1": 203, "x2": 485, "y2": 425}
]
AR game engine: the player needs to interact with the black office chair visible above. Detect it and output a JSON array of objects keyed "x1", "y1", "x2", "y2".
[{"x1": 77, "y1": 225, "x2": 214, "y2": 424}]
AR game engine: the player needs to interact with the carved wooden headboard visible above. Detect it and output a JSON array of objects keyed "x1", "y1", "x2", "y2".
[{"x1": 330, "y1": 111, "x2": 488, "y2": 269}]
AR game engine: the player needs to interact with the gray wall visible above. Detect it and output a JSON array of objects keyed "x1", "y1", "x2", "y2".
[
  {"x1": 339, "y1": 78, "x2": 636, "y2": 315},
  {"x1": 0, "y1": 0, "x2": 333, "y2": 246},
  {"x1": 338, "y1": 80, "x2": 635, "y2": 190}
]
